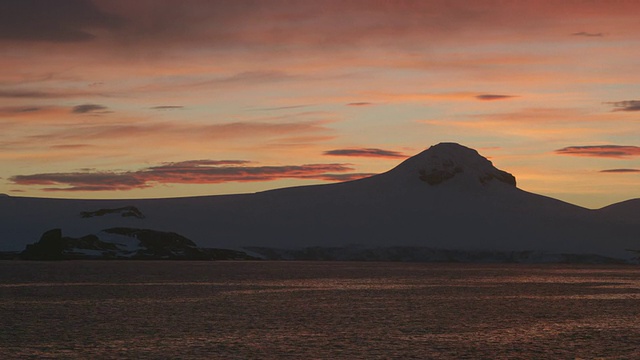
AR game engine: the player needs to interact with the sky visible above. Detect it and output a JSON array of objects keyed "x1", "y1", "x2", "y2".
[{"x1": 1, "y1": 0, "x2": 639, "y2": 209}]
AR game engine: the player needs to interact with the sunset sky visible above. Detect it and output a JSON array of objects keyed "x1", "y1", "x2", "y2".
[{"x1": 1, "y1": 0, "x2": 639, "y2": 208}]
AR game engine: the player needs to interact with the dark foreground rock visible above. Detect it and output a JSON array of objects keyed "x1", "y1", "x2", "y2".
[
  {"x1": 0, "y1": 251, "x2": 20, "y2": 260},
  {"x1": 20, "y1": 228, "x2": 258, "y2": 261}
]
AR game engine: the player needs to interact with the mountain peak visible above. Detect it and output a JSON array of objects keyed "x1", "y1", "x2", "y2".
[{"x1": 391, "y1": 142, "x2": 516, "y2": 187}]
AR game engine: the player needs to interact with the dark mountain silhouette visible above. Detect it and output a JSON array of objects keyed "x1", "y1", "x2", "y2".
[{"x1": 2, "y1": 143, "x2": 639, "y2": 262}]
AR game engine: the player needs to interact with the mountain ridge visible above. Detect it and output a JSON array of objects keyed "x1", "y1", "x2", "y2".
[{"x1": 1, "y1": 143, "x2": 639, "y2": 262}]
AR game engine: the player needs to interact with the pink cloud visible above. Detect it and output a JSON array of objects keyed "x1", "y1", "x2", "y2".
[
  {"x1": 10, "y1": 159, "x2": 366, "y2": 191},
  {"x1": 7, "y1": 118, "x2": 333, "y2": 147},
  {"x1": 555, "y1": 145, "x2": 640, "y2": 158},
  {"x1": 324, "y1": 148, "x2": 408, "y2": 159}
]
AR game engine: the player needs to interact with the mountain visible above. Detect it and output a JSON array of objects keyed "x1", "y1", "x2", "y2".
[
  {"x1": 597, "y1": 199, "x2": 640, "y2": 224},
  {"x1": 1, "y1": 143, "x2": 639, "y2": 262}
]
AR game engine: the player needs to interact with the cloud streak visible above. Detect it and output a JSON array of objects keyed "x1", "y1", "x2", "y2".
[
  {"x1": 0, "y1": 106, "x2": 45, "y2": 115},
  {"x1": 475, "y1": 94, "x2": 517, "y2": 101},
  {"x1": 600, "y1": 169, "x2": 640, "y2": 173},
  {"x1": 324, "y1": 148, "x2": 408, "y2": 159},
  {"x1": 251, "y1": 105, "x2": 311, "y2": 112},
  {"x1": 72, "y1": 104, "x2": 109, "y2": 114},
  {"x1": 150, "y1": 106, "x2": 184, "y2": 110},
  {"x1": 606, "y1": 100, "x2": 640, "y2": 112},
  {"x1": 572, "y1": 32, "x2": 604, "y2": 37},
  {"x1": 11, "y1": 172, "x2": 145, "y2": 191},
  {"x1": 0, "y1": 89, "x2": 98, "y2": 99},
  {"x1": 7, "y1": 117, "x2": 333, "y2": 148},
  {"x1": 49, "y1": 144, "x2": 93, "y2": 150},
  {"x1": 10, "y1": 159, "x2": 367, "y2": 191},
  {"x1": 555, "y1": 145, "x2": 640, "y2": 158}
]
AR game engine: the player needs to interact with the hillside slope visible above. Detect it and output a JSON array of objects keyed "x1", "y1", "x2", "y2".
[{"x1": 1, "y1": 143, "x2": 638, "y2": 261}]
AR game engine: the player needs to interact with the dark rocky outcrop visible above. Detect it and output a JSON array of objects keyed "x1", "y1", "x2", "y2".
[
  {"x1": 19, "y1": 228, "x2": 257, "y2": 261},
  {"x1": 80, "y1": 206, "x2": 145, "y2": 219},
  {"x1": 478, "y1": 170, "x2": 516, "y2": 186},
  {"x1": 20, "y1": 229, "x2": 116, "y2": 260},
  {"x1": 419, "y1": 164, "x2": 464, "y2": 185}
]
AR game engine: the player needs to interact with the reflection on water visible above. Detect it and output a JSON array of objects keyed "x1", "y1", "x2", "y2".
[{"x1": 1, "y1": 261, "x2": 639, "y2": 359}]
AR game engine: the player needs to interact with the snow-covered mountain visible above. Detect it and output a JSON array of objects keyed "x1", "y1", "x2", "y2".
[{"x1": 1, "y1": 143, "x2": 639, "y2": 262}]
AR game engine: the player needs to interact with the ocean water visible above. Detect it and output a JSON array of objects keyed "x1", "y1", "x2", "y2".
[{"x1": 1, "y1": 261, "x2": 639, "y2": 359}]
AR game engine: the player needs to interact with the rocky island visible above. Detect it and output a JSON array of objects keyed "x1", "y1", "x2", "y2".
[{"x1": 19, "y1": 228, "x2": 257, "y2": 261}]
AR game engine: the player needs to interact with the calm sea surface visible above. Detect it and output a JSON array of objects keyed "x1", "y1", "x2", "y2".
[{"x1": 1, "y1": 261, "x2": 639, "y2": 359}]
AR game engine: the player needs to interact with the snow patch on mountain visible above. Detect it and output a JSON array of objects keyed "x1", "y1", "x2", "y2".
[
  {"x1": 384, "y1": 142, "x2": 516, "y2": 188},
  {"x1": 93, "y1": 230, "x2": 142, "y2": 256}
]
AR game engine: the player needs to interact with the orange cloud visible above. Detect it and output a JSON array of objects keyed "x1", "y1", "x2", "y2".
[
  {"x1": 2, "y1": 116, "x2": 334, "y2": 149},
  {"x1": 1, "y1": 0, "x2": 640, "y2": 206},
  {"x1": 361, "y1": 91, "x2": 478, "y2": 103},
  {"x1": 10, "y1": 159, "x2": 367, "y2": 192},
  {"x1": 419, "y1": 107, "x2": 612, "y2": 140},
  {"x1": 49, "y1": 144, "x2": 94, "y2": 150}
]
